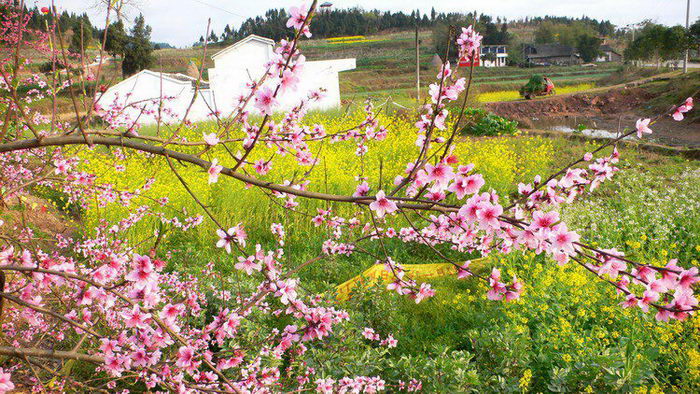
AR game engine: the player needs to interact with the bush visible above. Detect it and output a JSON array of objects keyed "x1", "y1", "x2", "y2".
[{"x1": 459, "y1": 108, "x2": 519, "y2": 136}]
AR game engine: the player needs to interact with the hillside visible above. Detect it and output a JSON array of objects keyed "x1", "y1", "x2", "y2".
[{"x1": 147, "y1": 30, "x2": 651, "y2": 108}]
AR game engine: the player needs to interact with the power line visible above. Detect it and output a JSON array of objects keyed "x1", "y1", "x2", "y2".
[{"x1": 186, "y1": 0, "x2": 248, "y2": 19}]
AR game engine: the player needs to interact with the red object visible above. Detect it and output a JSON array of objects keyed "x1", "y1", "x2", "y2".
[
  {"x1": 459, "y1": 48, "x2": 481, "y2": 67},
  {"x1": 544, "y1": 78, "x2": 554, "y2": 94},
  {"x1": 40, "y1": 7, "x2": 50, "y2": 14}
]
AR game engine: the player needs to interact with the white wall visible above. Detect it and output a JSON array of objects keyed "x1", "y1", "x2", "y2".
[
  {"x1": 208, "y1": 40, "x2": 355, "y2": 116},
  {"x1": 101, "y1": 36, "x2": 356, "y2": 126},
  {"x1": 99, "y1": 71, "x2": 215, "y2": 126},
  {"x1": 209, "y1": 39, "x2": 274, "y2": 116}
]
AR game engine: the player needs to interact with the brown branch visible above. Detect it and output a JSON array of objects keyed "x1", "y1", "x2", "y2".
[{"x1": 0, "y1": 346, "x2": 103, "y2": 363}]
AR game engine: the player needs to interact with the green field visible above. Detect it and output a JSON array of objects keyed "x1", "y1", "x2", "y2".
[{"x1": 67, "y1": 108, "x2": 700, "y2": 392}]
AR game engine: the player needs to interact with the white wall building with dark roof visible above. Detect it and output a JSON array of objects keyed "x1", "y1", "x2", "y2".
[
  {"x1": 480, "y1": 45, "x2": 508, "y2": 67},
  {"x1": 100, "y1": 34, "x2": 356, "y2": 126},
  {"x1": 98, "y1": 70, "x2": 216, "y2": 126}
]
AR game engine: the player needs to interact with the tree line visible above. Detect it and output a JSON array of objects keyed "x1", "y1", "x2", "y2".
[
  {"x1": 4, "y1": 4, "x2": 157, "y2": 77},
  {"x1": 198, "y1": 7, "x2": 514, "y2": 45},
  {"x1": 624, "y1": 19, "x2": 700, "y2": 66}
]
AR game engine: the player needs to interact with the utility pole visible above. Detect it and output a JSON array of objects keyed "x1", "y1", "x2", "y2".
[
  {"x1": 683, "y1": 0, "x2": 690, "y2": 73},
  {"x1": 415, "y1": 21, "x2": 420, "y2": 103}
]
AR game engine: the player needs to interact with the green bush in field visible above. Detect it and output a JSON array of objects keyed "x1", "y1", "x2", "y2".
[{"x1": 459, "y1": 108, "x2": 519, "y2": 136}]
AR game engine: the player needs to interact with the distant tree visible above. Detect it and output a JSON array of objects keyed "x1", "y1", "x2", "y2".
[
  {"x1": 507, "y1": 42, "x2": 526, "y2": 66},
  {"x1": 624, "y1": 23, "x2": 689, "y2": 66},
  {"x1": 690, "y1": 18, "x2": 700, "y2": 49},
  {"x1": 122, "y1": 14, "x2": 154, "y2": 76},
  {"x1": 576, "y1": 34, "x2": 602, "y2": 62},
  {"x1": 534, "y1": 22, "x2": 556, "y2": 44},
  {"x1": 68, "y1": 18, "x2": 93, "y2": 54},
  {"x1": 104, "y1": 20, "x2": 127, "y2": 57},
  {"x1": 209, "y1": 31, "x2": 218, "y2": 43}
]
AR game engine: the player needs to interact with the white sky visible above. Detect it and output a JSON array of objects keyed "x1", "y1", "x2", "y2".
[{"x1": 49, "y1": 0, "x2": 699, "y2": 47}]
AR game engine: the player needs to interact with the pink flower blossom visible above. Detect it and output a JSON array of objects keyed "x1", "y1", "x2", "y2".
[
  {"x1": 123, "y1": 305, "x2": 151, "y2": 329},
  {"x1": 411, "y1": 283, "x2": 435, "y2": 304},
  {"x1": 457, "y1": 260, "x2": 472, "y2": 279},
  {"x1": 216, "y1": 225, "x2": 247, "y2": 253},
  {"x1": 254, "y1": 159, "x2": 271, "y2": 175},
  {"x1": 672, "y1": 98, "x2": 693, "y2": 121},
  {"x1": 448, "y1": 174, "x2": 484, "y2": 199},
  {"x1": 531, "y1": 210, "x2": 559, "y2": 231},
  {"x1": 235, "y1": 256, "x2": 262, "y2": 275},
  {"x1": 125, "y1": 254, "x2": 157, "y2": 287},
  {"x1": 286, "y1": 4, "x2": 308, "y2": 31},
  {"x1": 476, "y1": 202, "x2": 503, "y2": 230},
  {"x1": 254, "y1": 86, "x2": 279, "y2": 116},
  {"x1": 456, "y1": 25, "x2": 483, "y2": 58},
  {"x1": 208, "y1": 158, "x2": 223, "y2": 184},
  {"x1": 635, "y1": 118, "x2": 652, "y2": 138},
  {"x1": 203, "y1": 132, "x2": 219, "y2": 146},
  {"x1": 353, "y1": 181, "x2": 370, "y2": 197},
  {"x1": 176, "y1": 346, "x2": 196, "y2": 369},
  {"x1": 362, "y1": 327, "x2": 376, "y2": 340},
  {"x1": 0, "y1": 368, "x2": 13, "y2": 393},
  {"x1": 369, "y1": 190, "x2": 398, "y2": 218},
  {"x1": 548, "y1": 224, "x2": 579, "y2": 255}
]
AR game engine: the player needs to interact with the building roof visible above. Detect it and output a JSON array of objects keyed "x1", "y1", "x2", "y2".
[
  {"x1": 211, "y1": 34, "x2": 275, "y2": 60},
  {"x1": 599, "y1": 44, "x2": 621, "y2": 55},
  {"x1": 525, "y1": 44, "x2": 578, "y2": 59},
  {"x1": 106, "y1": 70, "x2": 209, "y2": 93}
]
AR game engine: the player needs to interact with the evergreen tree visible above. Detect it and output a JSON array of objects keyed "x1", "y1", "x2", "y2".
[
  {"x1": 576, "y1": 34, "x2": 602, "y2": 62},
  {"x1": 104, "y1": 20, "x2": 127, "y2": 57},
  {"x1": 68, "y1": 18, "x2": 93, "y2": 54},
  {"x1": 122, "y1": 14, "x2": 154, "y2": 76}
]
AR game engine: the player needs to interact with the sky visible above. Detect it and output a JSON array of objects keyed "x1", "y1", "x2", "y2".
[{"x1": 51, "y1": 0, "x2": 699, "y2": 47}]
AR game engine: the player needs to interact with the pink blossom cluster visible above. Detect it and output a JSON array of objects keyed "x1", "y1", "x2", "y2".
[{"x1": 456, "y1": 25, "x2": 483, "y2": 59}]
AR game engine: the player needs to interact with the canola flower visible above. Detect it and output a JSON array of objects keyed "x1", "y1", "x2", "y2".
[
  {"x1": 326, "y1": 35, "x2": 366, "y2": 41},
  {"x1": 476, "y1": 83, "x2": 595, "y2": 103},
  {"x1": 329, "y1": 38, "x2": 383, "y2": 45}
]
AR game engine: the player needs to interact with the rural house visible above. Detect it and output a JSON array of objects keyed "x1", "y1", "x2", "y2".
[
  {"x1": 208, "y1": 34, "x2": 355, "y2": 117},
  {"x1": 98, "y1": 70, "x2": 217, "y2": 126},
  {"x1": 480, "y1": 45, "x2": 508, "y2": 67},
  {"x1": 596, "y1": 44, "x2": 623, "y2": 62},
  {"x1": 523, "y1": 44, "x2": 581, "y2": 66},
  {"x1": 100, "y1": 34, "x2": 356, "y2": 125}
]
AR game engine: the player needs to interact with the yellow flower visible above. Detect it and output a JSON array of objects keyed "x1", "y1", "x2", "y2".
[{"x1": 519, "y1": 369, "x2": 532, "y2": 391}]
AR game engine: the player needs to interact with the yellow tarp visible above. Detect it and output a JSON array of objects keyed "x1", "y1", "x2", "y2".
[{"x1": 335, "y1": 258, "x2": 488, "y2": 301}]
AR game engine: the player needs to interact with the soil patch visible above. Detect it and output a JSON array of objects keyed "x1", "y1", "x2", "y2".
[
  {"x1": 486, "y1": 86, "x2": 700, "y2": 148},
  {"x1": 485, "y1": 87, "x2": 656, "y2": 120}
]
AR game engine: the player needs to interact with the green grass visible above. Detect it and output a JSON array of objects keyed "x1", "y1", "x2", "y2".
[{"x1": 72, "y1": 105, "x2": 700, "y2": 391}]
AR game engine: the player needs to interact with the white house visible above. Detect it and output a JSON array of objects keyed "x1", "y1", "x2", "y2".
[
  {"x1": 98, "y1": 70, "x2": 216, "y2": 126},
  {"x1": 100, "y1": 34, "x2": 356, "y2": 126},
  {"x1": 480, "y1": 45, "x2": 508, "y2": 67},
  {"x1": 208, "y1": 35, "x2": 355, "y2": 115}
]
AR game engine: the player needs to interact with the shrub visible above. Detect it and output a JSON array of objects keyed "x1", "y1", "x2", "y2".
[{"x1": 459, "y1": 108, "x2": 519, "y2": 136}]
